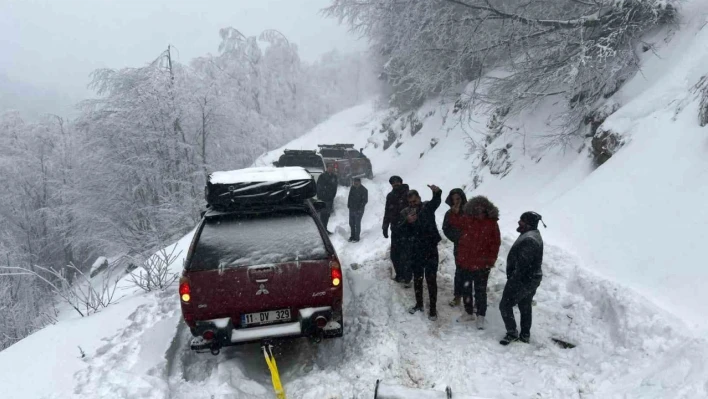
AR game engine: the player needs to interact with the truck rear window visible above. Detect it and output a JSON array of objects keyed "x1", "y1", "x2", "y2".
[
  {"x1": 188, "y1": 211, "x2": 328, "y2": 271},
  {"x1": 319, "y1": 149, "x2": 345, "y2": 158},
  {"x1": 278, "y1": 155, "x2": 323, "y2": 170}
]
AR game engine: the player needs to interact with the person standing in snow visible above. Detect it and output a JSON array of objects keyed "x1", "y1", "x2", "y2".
[
  {"x1": 399, "y1": 185, "x2": 443, "y2": 321},
  {"x1": 499, "y1": 212, "x2": 545, "y2": 345},
  {"x1": 317, "y1": 164, "x2": 339, "y2": 234},
  {"x1": 447, "y1": 196, "x2": 501, "y2": 330},
  {"x1": 442, "y1": 188, "x2": 468, "y2": 307},
  {"x1": 347, "y1": 178, "x2": 368, "y2": 242},
  {"x1": 382, "y1": 176, "x2": 410, "y2": 283}
]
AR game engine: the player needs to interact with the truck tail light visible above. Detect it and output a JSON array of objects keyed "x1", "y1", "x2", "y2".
[
  {"x1": 330, "y1": 260, "x2": 342, "y2": 287},
  {"x1": 179, "y1": 276, "x2": 191, "y2": 302}
]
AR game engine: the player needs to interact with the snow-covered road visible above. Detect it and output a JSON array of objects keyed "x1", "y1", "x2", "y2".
[{"x1": 58, "y1": 173, "x2": 708, "y2": 398}]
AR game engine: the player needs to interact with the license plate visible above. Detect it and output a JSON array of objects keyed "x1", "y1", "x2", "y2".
[{"x1": 241, "y1": 309, "x2": 291, "y2": 326}]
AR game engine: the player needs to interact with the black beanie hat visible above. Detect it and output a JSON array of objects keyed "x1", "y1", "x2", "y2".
[
  {"x1": 520, "y1": 211, "x2": 546, "y2": 229},
  {"x1": 389, "y1": 175, "x2": 403, "y2": 184}
]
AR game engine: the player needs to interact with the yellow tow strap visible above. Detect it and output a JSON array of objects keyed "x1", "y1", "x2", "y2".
[{"x1": 263, "y1": 344, "x2": 286, "y2": 399}]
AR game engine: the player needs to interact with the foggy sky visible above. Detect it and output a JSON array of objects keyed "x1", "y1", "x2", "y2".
[{"x1": 0, "y1": 0, "x2": 363, "y2": 98}]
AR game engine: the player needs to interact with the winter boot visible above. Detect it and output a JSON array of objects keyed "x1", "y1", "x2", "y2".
[
  {"x1": 500, "y1": 331, "x2": 519, "y2": 346},
  {"x1": 428, "y1": 309, "x2": 438, "y2": 321},
  {"x1": 476, "y1": 315, "x2": 485, "y2": 330},
  {"x1": 448, "y1": 296, "x2": 461, "y2": 307},
  {"x1": 456, "y1": 312, "x2": 476, "y2": 323},
  {"x1": 519, "y1": 334, "x2": 530, "y2": 344},
  {"x1": 408, "y1": 304, "x2": 424, "y2": 314}
]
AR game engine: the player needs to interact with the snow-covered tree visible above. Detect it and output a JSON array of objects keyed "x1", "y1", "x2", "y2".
[
  {"x1": 0, "y1": 27, "x2": 379, "y2": 349},
  {"x1": 325, "y1": 0, "x2": 677, "y2": 130}
]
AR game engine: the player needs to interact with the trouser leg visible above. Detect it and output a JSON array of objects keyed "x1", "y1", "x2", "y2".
[
  {"x1": 460, "y1": 269, "x2": 475, "y2": 315},
  {"x1": 320, "y1": 201, "x2": 333, "y2": 229},
  {"x1": 390, "y1": 229, "x2": 402, "y2": 278},
  {"x1": 500, "y1": 279, "x2": 539, "y2": 334},
  {"x1": 519, "y1": 286, "x2": 538, "y2": 337},
  {"x1": 426, "y1": 269, "x2": 437, "y2": 310},
  {"x1": 453, "y1": 266, "x2": 464, "y2": 298},
  {"x1": 412, "y1": 264, "x2": 424, "y2": 307},
  {"x1": 354, "y1": 210, "x2": 363, "y2": 239},
  {"x1": 423, "y1": 250, "x2": 439, "y2": 310},
  {"x1": 471, "y1": 269, "x2": 490, "y2": 316},
  {"x1": 348, "y1": 211, "x2": 355, "y2": 238}
]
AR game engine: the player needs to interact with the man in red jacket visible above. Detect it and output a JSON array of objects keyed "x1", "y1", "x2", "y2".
[{"x1": 447, "y1": 196, "x2": 501, "y2": 330}]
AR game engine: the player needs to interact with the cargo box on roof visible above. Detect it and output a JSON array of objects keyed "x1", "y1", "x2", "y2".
[{"x1": 205, "y1": 167, "x2": 316, "y2": 209}]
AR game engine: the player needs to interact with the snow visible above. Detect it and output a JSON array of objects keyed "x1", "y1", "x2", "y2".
[
  {"x1": 230, "y1": 322, "x2": 302, "y2": 343},
  {"x1": 298, "y1": 306, "x2": 331, "y2": 319},
  {"x1": 3, "y1": 2, "x2": 708, "y2": 398},
  {"x1": 90, "y1": 256, "x2": 108, "y2": 273},
  {"x1": 376, "y1": 382, "x2": 488, "y2": 399},
  {"x1": 211, "y1": 318, "x2": 231, "y2": 329},
  {"x1": 209, "y1": 166, "x2": 311, "y2": 184}
]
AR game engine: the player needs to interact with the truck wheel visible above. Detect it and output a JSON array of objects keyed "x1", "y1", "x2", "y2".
[
  {"x1": 366, "y1": 169, "x2": 373, "y2": 180},
  {"x1": 342, "y1": 176, "x2": 351, "y2": 186}
]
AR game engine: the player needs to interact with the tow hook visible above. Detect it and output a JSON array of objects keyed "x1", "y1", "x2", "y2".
[
  {"x1": 210, "y1": 345, "x2": 221, "y2": 356},
  {"x1": 311, "y1": 332, "x2": 323, "y2": 344}
]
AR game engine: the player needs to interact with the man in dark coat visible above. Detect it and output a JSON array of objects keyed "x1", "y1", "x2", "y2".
[
  {"x1": 499, "y1": 211, "x2": 545, "y2": 345},
  {"x1": 399, "y1": 185, "x2": 442, "y2": 321},
  {"x1": 347, "y1": 178, "x2": 368, "y2": 242},
  {"x1": 317, "y1": 164, "x2": 338, "y2": 233},
  {"x1": 382, "y1": 176, "x2": 409, "y2": 282},
  {"x1": 442, "y1": 188, "x2": 468, "y2": 307}
]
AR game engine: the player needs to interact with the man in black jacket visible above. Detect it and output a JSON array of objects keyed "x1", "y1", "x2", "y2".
[
  {"x1": 382, "y1": 176, "x2": 409, "y2": 282},
  {"x1": 347, "y1": 178, "x2": 368, "y2": 242},
  {"x1": 399, "y1": 185, "x2": 442, "y2": 321},
  {"x1": 317, "y1": 164, "x2": 339, "y2": 234},
  {"x1": 499, "y1": 211, "x2": 545, "y2": 345}
]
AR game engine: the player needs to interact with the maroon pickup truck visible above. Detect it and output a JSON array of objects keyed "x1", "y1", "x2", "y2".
[
  {"x1": 181, "y1": 167, "x2": 344, "y2": 355},
  {"x1": 318, "y1": 144, "x2": 373, "y2": 186}
]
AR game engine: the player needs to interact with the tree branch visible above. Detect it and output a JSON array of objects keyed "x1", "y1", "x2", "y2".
[{"x1": 443, "y1": 0, "x2": 605, "y2": 29}]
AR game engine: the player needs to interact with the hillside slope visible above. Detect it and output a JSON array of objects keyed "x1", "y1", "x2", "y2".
[{"x1": 260, "y1": 0, "x2": 708, "y2": 332}]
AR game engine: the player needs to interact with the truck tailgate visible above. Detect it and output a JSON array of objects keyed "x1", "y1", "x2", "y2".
[{"x1": 187, "y1": 260, "x2": 338, "y2": 325}]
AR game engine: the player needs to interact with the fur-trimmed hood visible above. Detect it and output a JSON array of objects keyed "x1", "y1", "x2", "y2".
[{"x1": 464, "y1": 196, "x2": 499, "y2": 220}]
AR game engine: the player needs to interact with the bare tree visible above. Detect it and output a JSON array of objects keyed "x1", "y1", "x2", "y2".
[
  {"x1": 0, "y1": 262, "x2": 120, "y2": 318},
  {"x1": 127, "y1": 247, "x2": 182, "y2": 292}
]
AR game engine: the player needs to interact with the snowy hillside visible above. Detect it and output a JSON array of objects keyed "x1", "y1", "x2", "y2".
[{"x1": 2, "y1": 2, "x2": 708, "y2": 398}]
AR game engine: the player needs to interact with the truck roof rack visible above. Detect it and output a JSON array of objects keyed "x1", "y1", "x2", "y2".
[
  {"x1": 317, "y1": 144, "x2": 355, "y2": 149},
  {"x1": 283, "y1": 149, "x2": 318, "y2": 154}
]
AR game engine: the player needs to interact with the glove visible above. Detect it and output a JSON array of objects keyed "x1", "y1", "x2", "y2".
[{"x1": 382, "y1": 226, "x2": 389, "y2": 238}]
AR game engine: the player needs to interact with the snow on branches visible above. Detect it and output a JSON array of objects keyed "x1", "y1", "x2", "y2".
[{"x1": 325, "y1": 0, "x2": 678, "y2": 133}]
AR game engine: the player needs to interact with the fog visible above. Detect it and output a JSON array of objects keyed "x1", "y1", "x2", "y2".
[{"x1": 0, "y1": 0, "x2": 363, "y2": 116}]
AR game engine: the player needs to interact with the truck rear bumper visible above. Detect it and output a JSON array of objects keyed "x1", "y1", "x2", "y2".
[{"x1": 189, "y1": 306, "x2": 342, "y2": 351}]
